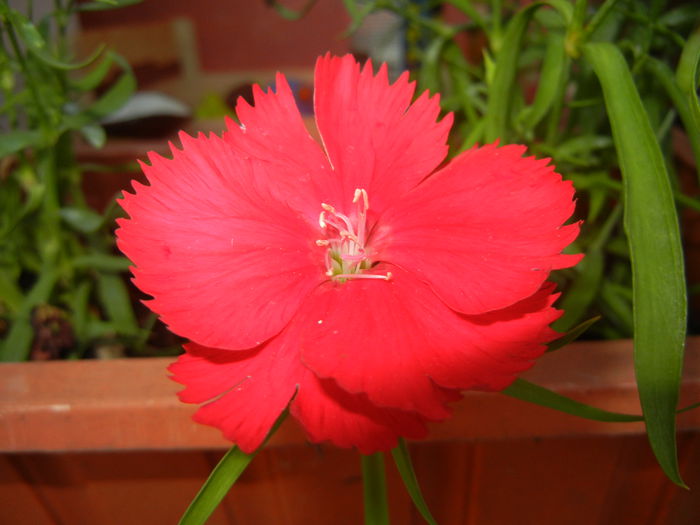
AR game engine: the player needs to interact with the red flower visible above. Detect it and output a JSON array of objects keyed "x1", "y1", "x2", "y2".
[{"x1": 117, "y1": 54, "x2": 581, "y2": 454}]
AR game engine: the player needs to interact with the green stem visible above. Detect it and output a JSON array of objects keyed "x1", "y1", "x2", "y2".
[
  {"x1": 362, "y1": 453, "x2": 390, "y2": 525},
  {"x1": 179, "y1": 413, "x2": 287, "y2": 525},
  {"x1": 4, "y1": 22, "x2": 46, "y2": 129},
  {"x1": 490, "y1": 0, "x2": 503, "y2": 51},
  {"x1": 178, "y1": 446, "x2": 257, "y2": 525},
  {"x1": 582, "y1": 0, "x2": 622, "y2": 40}
]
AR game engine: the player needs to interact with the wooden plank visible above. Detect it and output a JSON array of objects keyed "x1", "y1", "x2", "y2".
[
  {"x1": 0, "y1": 455, "x2": 55, "y2": 524},
  {"x1": 1, "y1": 436, "x2": 698, "y2": 525},
  {"x1": 1, "y1": 338, "x2": 699, "y2": 452}
]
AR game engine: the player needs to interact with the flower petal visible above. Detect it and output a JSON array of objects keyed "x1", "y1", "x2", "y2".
[
  {"x1": 313, "y1": 53, "x2": 453, "y2": 214},
  {"x1": 170, "y1": 312, "x2": 430, "y2": 454},
  {"x1": 291, "y1": 374, "x2": 429, "y2": 454},
  {"x1": 300, "y1": 265, "x2": 560, "y2": 417},
  {"x1": 117, "y1": 131, "x2": 325, "y2": 350},
  {"x1": 223, "y1": 73, "x2": 339, "y2": 218},
  {"x1": 374, "y1": 143, "x2": 582, "y2": 315},
  {"x1": 169, "y1": 342, "x2": 298, "y2": 454}
]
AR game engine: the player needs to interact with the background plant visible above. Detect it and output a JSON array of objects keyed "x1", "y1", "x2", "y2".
[{"x1": 0, "y1": 0, "x2": 157, "y2": 362}]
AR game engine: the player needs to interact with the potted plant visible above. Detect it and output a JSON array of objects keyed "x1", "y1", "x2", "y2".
[{"x1": 1, "y1": 0, "x2": 700, "y2": 523}]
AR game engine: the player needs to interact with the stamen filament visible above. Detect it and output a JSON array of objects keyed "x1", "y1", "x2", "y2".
[
  {"x1": 316, "y1": 188, "x2": 383, "y2": 282},
  {"x1": 333, "y1": 272, "x2": 392, "y2": 281}
]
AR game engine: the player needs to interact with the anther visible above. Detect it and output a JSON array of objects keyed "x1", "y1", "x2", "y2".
[{"x1": 353, "y1": 188, "x2": 369, "y2": 210}]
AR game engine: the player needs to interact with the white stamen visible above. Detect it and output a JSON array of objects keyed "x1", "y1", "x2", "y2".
[{"x1": 316, "y1": 188, "x2": 385, "y2": 282}]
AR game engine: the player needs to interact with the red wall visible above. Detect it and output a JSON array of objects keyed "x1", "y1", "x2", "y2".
[{"x1": 79, "y1": 0, "x2": 351, "y2": 71}]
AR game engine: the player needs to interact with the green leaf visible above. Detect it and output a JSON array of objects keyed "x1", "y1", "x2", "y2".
[
  {"x1": 484, "y1": 1, "x2": 572, "y2": 142},
  {"x1": 59, "y1": 206, "x2": 104, "y2": 233},
  {"x1": 503, "y1": 378, "x2": 643, "y2": 422},
  {"x1": 444, "y1": 0, "x2": 487, "y2": 30},
  {"x1": 546, "y1": 316, "x2": 601, "y2": 353},
  {"x1": 518, "y1": 31, "x2": 569, "y2": 131},
  {"x1": 179, "y1": 414, "x2": 285, "y2": 524},
  {"x1": 267, "y1": 0, "x2": 318, "y2": 20},
  {"x1": 6, "y1": 8, "x2": 104, "y2": 70},
  {"x1": 96, "y1": 273, "x2": 138, "y2": 336},
  {"x1": 552, "y1": 249, "x2": 603, "y2": 332},
  {"x1": 62, "y1": 71, "x2": 136, "y2": 131},
  {"x1": 675, "y1": 28, "x2": 700, "y2": 179},
  {"x1": 0, "y1": 130, "x2": 43, "y2": 157},
  {"x1": 554, "y1": 205, "x2": 622, "y2": 332},
  {"x1": 484, "y1": 5, "x2": 537, "y2": 142},
  {"x1": 0, "y1": 265, "x2": 58, "y2": 362},
  {"x1": 178, "y1": 446, "x2": 256, "y2": 525},
  {"x1": 676, "y1": 28, "x2": 700, "y2": 96},
  {"x1": 76, "y1": 0, "x2": 143, "y2": 12},
  {"x1": 340, "y1": 0, "x2": 378, "y2": 36},
  {"x1": 72, "y1": 254, "x2": 132, "y2": 272},
  {"x1": 80, "y1": 123, "x2": 106, "y2": 148},
  {"x1": 362, "y1": 453, "x2": 390, "y2": 525},
  {"x1": 391, "y1": 440, "x2": 438, "y2": 525},
  {"x1": 69, "y1": 281, "x2": 92, "y2": 342},
  {"x1": 0, "y1": 270, "x2": 23, "y2": 312},
  {"x1": 418, "y1": 37, "x2": 447, "y2": 94},
  {"x1": 645, "y1": 58, "x2": 700, "y2": 174},
  {"x1": 584, "y1": 42, "x2": 687, "y2": 487}
]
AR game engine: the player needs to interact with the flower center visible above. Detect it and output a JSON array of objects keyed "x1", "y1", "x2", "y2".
[{"x1": 316, "y1": 188, "x2": 391, "y2": 282}]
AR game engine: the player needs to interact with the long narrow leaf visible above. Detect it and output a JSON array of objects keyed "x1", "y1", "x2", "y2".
[
  {"x1": 391, "y1": 440, "x2": 438, "y2": 525},
  {"x1": 675, "y1": 28, "x2": 700, "y2": 180},
  {"x1": 96, "y1": 273, "x2": 139, "y2": 336},
  {"x1": 554, "y1": 205, "x2": 622, "y2": 332},
  {"x1": 546, "y1": 316, "x2": 601, "y2": 353},
  {"x1": 518, "y1": 31, "x2": 569, "y2": 131},
  {"x1": 178, "y1": 446, "x2": 255, "y2": 525},
  {"x1": 646, "y1": 57, "x2": 700, "y2": 176},
  {"x1": 503, "y1": 378, "x2": 643, "y2": 422},
  {"x1": 0, "y1": 130, "x2": 43, "y2": 157},
  {"x1": 0, "y1": 266, "x2": 57, "y2": 361},
  {"x1": 583, "y1": 42, "x2": 687, "y2": 486},
  {"x1": 484, "y1": 4, "x2": 538, "y2": 142},
  {"x1": 484, "y1": 1, "x2": 571, "y2": 142}
]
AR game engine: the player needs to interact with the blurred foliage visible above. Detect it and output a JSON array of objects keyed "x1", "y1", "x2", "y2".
[{"x1": 0, "y1": 0, "x2": 176, "y2": 361}]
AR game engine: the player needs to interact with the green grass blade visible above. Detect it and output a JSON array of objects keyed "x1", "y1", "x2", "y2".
[
  {"x1": 583, "y1": 42, "x2": 687, "y2": 486},
  {"x1": 391, "y1": 440, "x2": 438, "y2": 525},
  {"x1": 484, "y1": 1, "x2": 571, "y2": 142},
  {"x1": 503, "y1": 378, "x2": 643, "y2": 422},
  {"x1": 546, "y1": 316, "x2": 601, "y2": 353},
  {"x1": 675, "y1": 28, "x2": 700, "y2": 180},
  {"x1": 0, "y1": 265, "x2": 58, "y2": 362},
  {"x1": 518, "y1": 31, "x2": 569, "y2": 131},
  {"x1": 483, "y1": 4, "x2": 537, "y2": 142},
  {"x1": 362, "y1": 453, "x2": 390, "y2": 525},
  {"x1": 96, "y1": 273, "x2": 139, "y2": 336},
  {"x1": 646, "y1": 57, "x2": 700, "y2": 177},
  {"x1": 0, "y1": 130, "x2": 43, "y2": 157},
  {"x1": 267, "y1": 0, "x2": 318, "y2": 21},
  {"x1": 178, "y1": 446, "x2": 255, "y2": 525},
  {"x1": 554, "y1": 205, "x2": 622, "y2": 332}
]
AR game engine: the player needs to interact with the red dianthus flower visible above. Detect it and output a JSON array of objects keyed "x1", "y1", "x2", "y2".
[{"x1": 117, "y1": 54, "x2": 582, "y2": 454}]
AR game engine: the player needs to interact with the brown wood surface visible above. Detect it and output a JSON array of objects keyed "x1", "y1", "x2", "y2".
[
  {"x1": 1, "y1": 338, "x2": 699, "y2": 452},
  {"x1": 1, "y1": 435, "x2": 699, "y2": 524},
  {"x1": 1, "y1": 338, "x2": 700, "y2": 524}
]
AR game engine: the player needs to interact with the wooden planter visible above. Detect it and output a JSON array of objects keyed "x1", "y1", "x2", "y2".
[{"x1": 1, "y1": 338, "x2": 699, "y2": 524}]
